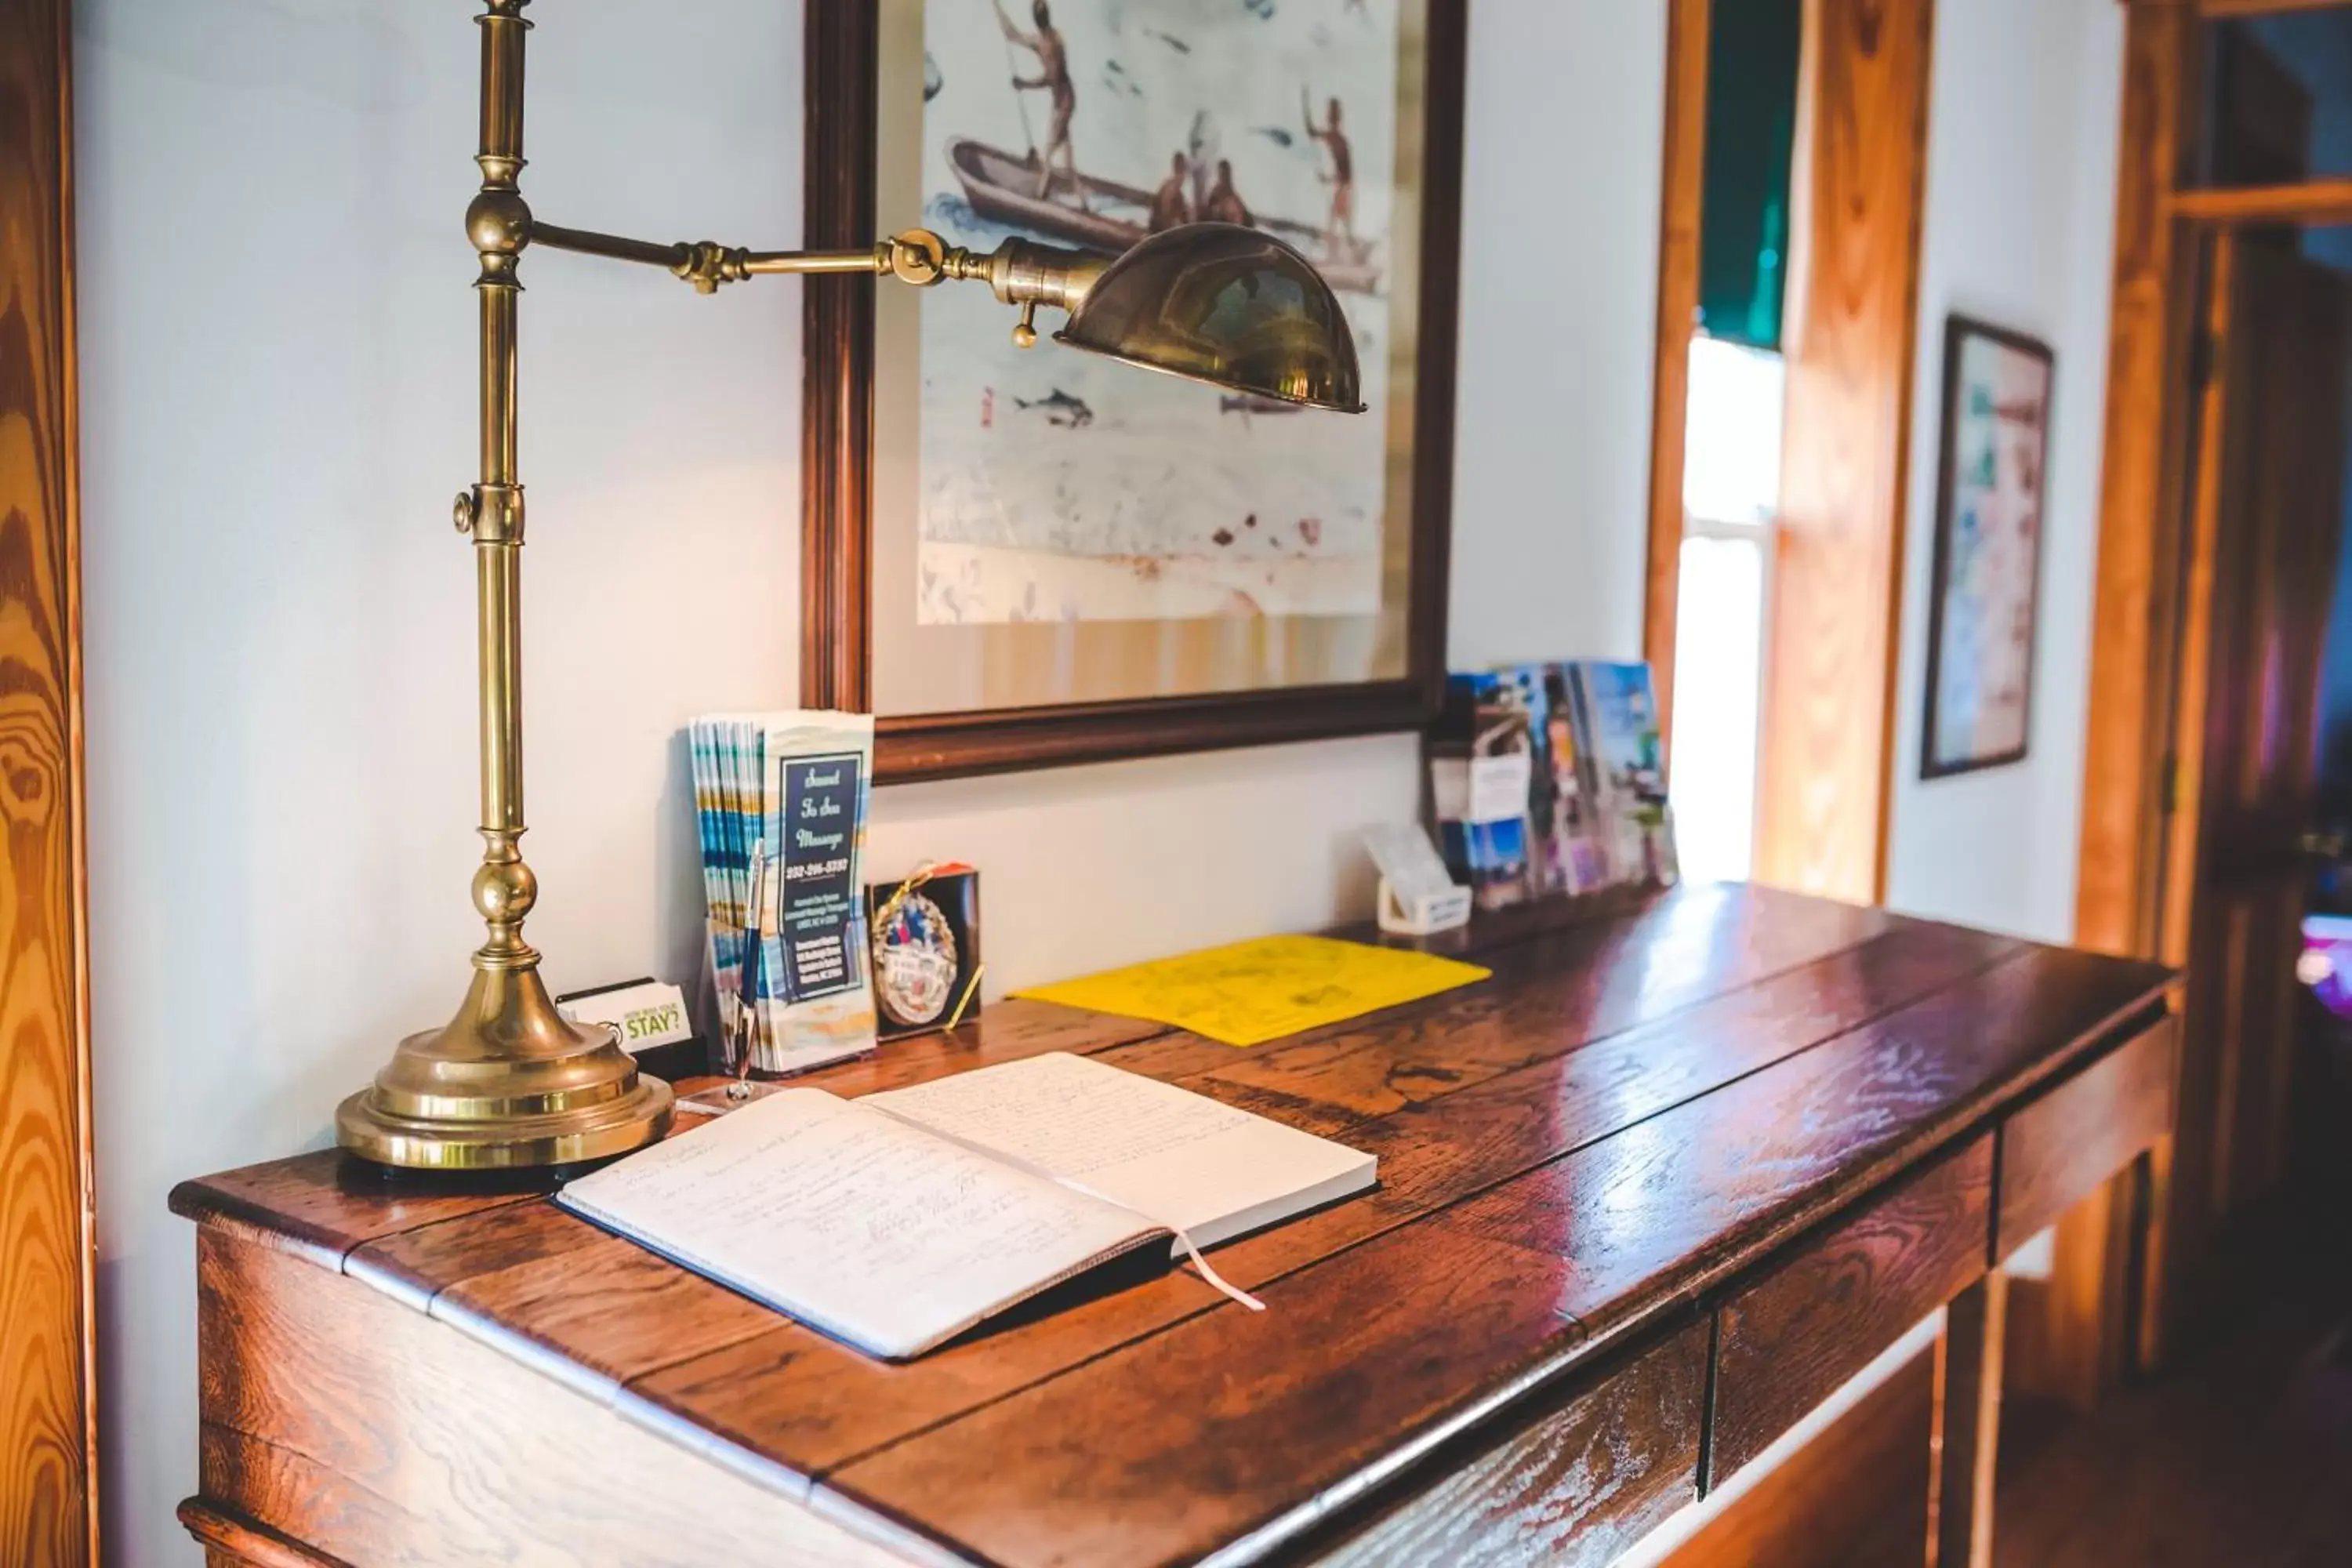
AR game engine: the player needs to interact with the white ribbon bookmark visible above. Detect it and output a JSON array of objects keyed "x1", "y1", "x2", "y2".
[{"x1": 1171, "y1": 1229, "x2": 1267, "y2": 1312}]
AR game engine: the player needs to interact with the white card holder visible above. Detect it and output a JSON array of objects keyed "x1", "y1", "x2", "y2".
[
  {"x1": 1363, "y1": 822, "x2": 1474, "y2": 937},
  {"x1": 1376, "y1": 877, "x2": 1473, "y2": 937}
]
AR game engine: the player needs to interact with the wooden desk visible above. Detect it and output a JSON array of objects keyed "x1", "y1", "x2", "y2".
[{"x1": 172, "y1": 885, "x2": 2175, "y2": 1568}]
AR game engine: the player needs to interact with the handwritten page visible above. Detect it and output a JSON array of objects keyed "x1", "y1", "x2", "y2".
[
  {"x1": 866, "y1": 1053, "x2": 1377, "y2": 1252},
  {"x1": 1012, "y1": 935, "x2": 1490, "y2": 1047},
  {"x1": 555, "y1": 1089, "x2": 1161, "y2": 1359}
]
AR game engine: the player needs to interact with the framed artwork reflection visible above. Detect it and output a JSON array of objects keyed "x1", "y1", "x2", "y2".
[
  {"x1": 1921, "y1": 314, "x2": 2054, "y2": 780},
  {"x1": 803, "y1": 1, "x2": 1467, "y2": 781}
]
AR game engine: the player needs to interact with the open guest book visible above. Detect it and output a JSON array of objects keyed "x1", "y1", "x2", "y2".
[{"x1": 555, "y1": 1052, "x2": 1377, "y2": 1360}]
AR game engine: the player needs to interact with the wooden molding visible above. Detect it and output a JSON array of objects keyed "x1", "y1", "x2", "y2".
[
  {"x1": 2194, "y1": 0, "x2": 2349, "y2": 18},
  {"x1": 2169, "y1": 177, "x2": 2352, "y2": 226},
  {"x1": 1643, "y1": 0, "x2": 1712, "y2": 756},
  {"x1": 0, "y1": 0, "x2": 97, "y2": 1561},
  {"x1": 1752, "y1": 0, "x2": 1936, "y2": 905},
  {"x1": 2074, "y1": 3, "x2": 2201, "y2": 959}
]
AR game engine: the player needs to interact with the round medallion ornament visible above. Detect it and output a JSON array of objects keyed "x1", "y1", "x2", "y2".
[{"x1": 873, "y1": 891, "x2": 960, "y2": 1029}]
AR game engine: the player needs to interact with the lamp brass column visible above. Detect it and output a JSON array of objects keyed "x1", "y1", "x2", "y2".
[
  {"x1": 337, "y1": 0, "x2": 673, "y2": 1169},
  {"x1": 336, "y1": 0, "x2": 1362, "y2": 1171}
]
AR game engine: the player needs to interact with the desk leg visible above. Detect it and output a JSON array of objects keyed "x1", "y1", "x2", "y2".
[
  {"x1": 2135, "y1": 1134, "x2": 2175, "y2": 1376},
  {"x1": 1927, "y1": 1269, "x2": 2007, "y2": 1568}
]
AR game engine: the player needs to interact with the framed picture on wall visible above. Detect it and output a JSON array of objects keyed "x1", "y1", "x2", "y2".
[
  {"x1": 802, "y1": 1, "x2": 1467, "y2": 782},
  {"x1": 1921, "y1": 314, "x2": 2054, "y2": 780}
]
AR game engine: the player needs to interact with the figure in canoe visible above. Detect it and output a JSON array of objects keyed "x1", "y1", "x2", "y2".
[
  {"x1": 1147, "y1": 151, "x2": 1192, "y2": 232},
  {"x1": 1302, "y1": 88, "x2": 1357, "y2": 264},
  {"x1": 994, "y1": 0, "x2": 1089, "y2": 212}
]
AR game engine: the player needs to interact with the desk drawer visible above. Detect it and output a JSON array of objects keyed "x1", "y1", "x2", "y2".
[
  {"x1": 1313, "y1": 1319, "x2": 1708, "y2": 1568},
  {"x1": 1997, "y1": 1015, "x2": 2177, "y2": 1258},
  {"x1": 1710, "y1": 1135, "x2": 1994, "y2": 1484}
]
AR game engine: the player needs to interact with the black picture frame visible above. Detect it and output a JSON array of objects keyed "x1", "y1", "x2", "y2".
[
  {"x1": 1921, "y1": 314, "x2": 2056, "y2": 781},
  {"x1": 800, "y1": 3, "x2": 1468, "y2": 783}
]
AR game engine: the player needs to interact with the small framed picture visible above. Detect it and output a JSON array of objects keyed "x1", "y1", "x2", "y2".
[{"x1": 1922, "y1": 315, "x2": 2054, "y2": 779}]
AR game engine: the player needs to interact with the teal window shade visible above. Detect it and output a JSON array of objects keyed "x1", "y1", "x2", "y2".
[{"x1": 1697, "y1": 0, "x2": 1803, "y2": 352}]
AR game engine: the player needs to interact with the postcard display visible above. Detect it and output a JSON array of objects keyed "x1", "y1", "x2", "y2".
[
  {"x1": 1429, "y1": 662, "x2": 1680, "y2": 910},
  {"x1": 690, "y1": 712, "x2": 880, "y2": 1076}
]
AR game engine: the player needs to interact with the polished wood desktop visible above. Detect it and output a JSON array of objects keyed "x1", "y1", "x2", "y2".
[{"x1": 172, "y1": 884, "x2": 2175, "y2": 1568}]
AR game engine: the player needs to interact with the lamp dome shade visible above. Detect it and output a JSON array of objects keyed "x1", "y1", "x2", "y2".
[{"x1": 1055, "y1": 223, "x2": 1365, "y2": 412}]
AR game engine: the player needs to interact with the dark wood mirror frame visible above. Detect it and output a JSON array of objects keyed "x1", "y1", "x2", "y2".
[{"x1": 798, "y1": 3, "x2": 1468, "y2": 783}]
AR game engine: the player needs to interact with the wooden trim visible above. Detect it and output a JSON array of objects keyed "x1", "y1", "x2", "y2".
[
  {"x1": 2194, "y1": 0, "x2": 2350, "y2": 19},
  {"x1": 2154, "y1": 232, "x2": 2232, "y2": 967},
  {"x1": 1665, "y1": 1347, "x2": 1933, "y2": 1566},
  {"x1": 0, "y1": 0, "x2": 97, "y2": 1560},
  {"x1": 2074, "y1": 2, "x2": 2202, "y2": 959},
  {"x1": 177, "y1": 1501, "x2": 350, "y2": 1568},
  {"x1": 800, "y1": 6, "x2": 1466, "y2": 782},
  {"x1": 798, "y1": 0, "x2": 878, "y2": 714},
  {"x1": 1753, "y1": 0, "x2": 1936, "y2": 904},
  {"x1": 1644, "y1": 0, "x2": 1712, "y2": 756},
  {"x1": 2169, "y1": 177, "x2": 2352, "y2": 225}
]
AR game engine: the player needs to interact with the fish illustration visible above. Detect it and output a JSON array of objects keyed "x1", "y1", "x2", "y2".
[
  {"x1": 1013, "y1": 389, "x2": 1095, "y2": 427},
  {"x1": 923, "y1": 52, "x2": 942, "y2": 102},
  {"x1": 1144, "y1": 27, "x2": 1192, "y2": 53},
  {"x1": 1251, "y1": 125, "x2": 1297, "y2": 149}
]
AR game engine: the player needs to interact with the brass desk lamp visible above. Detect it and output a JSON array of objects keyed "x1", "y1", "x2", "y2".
[{"x1": 336, "y1": 0, "x2": 1364, "y2": 1171}]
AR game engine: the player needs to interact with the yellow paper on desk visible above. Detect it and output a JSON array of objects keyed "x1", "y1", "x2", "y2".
[{"x1": 1015, "y1": 935, "x2": 1490, "y2": 1047}]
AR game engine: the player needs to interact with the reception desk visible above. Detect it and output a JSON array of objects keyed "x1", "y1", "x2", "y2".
[{"x1": 172, "y1": 884, "x2": 2176, "y2": 1567}]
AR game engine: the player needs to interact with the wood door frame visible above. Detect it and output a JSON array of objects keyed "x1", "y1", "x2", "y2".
[
  {"x1": 1642, "y1": 0, "x2": 1712, "y2": 755},
  {"x1": 2075, "y1": 0, "x2": 2352, "y2": 1381},
  {"x1": 0, "y1": 0, "x2": 97, "y2": 1560},
  {"x1": 2081, "y1": 0, "x2": 2352, "y2": 967}
]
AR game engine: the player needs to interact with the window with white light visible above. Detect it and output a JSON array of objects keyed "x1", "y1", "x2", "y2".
[{"x1": 1669, "y1": 336, "x2": 1785, "y2": 884}]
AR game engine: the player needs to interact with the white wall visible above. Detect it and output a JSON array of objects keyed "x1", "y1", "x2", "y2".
[
  {"x1": 76, "y1": 2, "x2": 1670, "y2": 1562},
  {"x1": 1883, "y1": 0, "x2": 2124, "y2": 942}
]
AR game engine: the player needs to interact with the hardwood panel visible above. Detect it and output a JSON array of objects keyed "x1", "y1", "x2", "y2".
[
  {"x1": 1427, "y1": 948, "x2": 2161, "y2": 1349},
  {"x1": 782, "y1": 995, "x2": 1175, "y2": 1099},
  {"x1": 826, "y1": 950, "x2": 2161, "y2": 1568},
  {"x1": 1171, "y1": 890, "x2": 1951, "y2": 1127},
  {"x1": 1997, "y1": 1017, "x2": 2179, "y2": 1256},
  {"x1": 620, "y1": 920, "x2": 2016, "y2": 1478},
  {"x1": 1753, "y1": 0, "x2": 1934, "y2": 904},
  {"x1": 169, "y1": 1150, "x2": 545, "y2": 1270},
  {"x1": 1668, "y1": 1345, "x2": 1934, "y2": 1567},
  {"x1": 1309, "y1": 1319, "x2": 1709, "y2": 1568},
  {"x1": 1711, "y1": 1138, "x2": 1994, "y2": 1482},
  {"x1": 430, "y1": 1225, "x2": 788, "y2": 1399},
  {"x1": 191, "y1": 1232, "x2": 912, "y2": 1568},
  {"x1": 0, "y1": 0, "x2": 93, "y2": 1561},
  {"x1": 831, "y1": 1221, "x2": 1590, "y2": 1568},
  {"x1": 169, "y1": 893, "x2": 2176, "y2": 1568},
  {"x1": 1643, "y1": 0, "x2": 1711, "y2": 749},
  {"x1": 2074, "y1": 1, "x2": 2200, "y2": 960}
]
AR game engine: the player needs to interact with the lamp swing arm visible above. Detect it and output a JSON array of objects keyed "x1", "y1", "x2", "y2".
[{"x1": 521, "y1": 216, "x2": 1110, "y2": 344}]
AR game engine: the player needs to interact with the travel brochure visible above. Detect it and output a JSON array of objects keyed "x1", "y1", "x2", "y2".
[
  {"x1": 688, "y1": 710, "x2": 880, "y2": 1076},
  {"x1": 1428, "y1": 660, "x2": 1679, "y2": 911}
]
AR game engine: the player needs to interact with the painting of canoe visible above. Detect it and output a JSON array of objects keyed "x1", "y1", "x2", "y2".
[{"x1": 946, "y1": 137, "x2": 1384, "y2": 296}]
